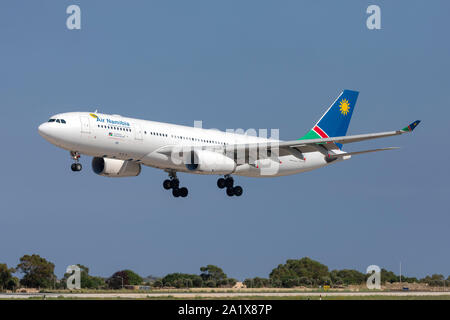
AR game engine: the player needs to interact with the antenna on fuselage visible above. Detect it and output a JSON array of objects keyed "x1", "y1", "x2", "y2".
[{"x1": 94, "y1": 109, "x2": 98, "y2": 113}]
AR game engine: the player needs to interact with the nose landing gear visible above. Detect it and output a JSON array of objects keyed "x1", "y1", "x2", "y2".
[
  {"x1": 70, "y1": 151, "x2": 82, "y2": 172},
  {"x1": 217, "y1": 175, "x2": 243, "y2": 197},
  {"x1": 163, "y1": 171, "x2": 188, "y2": 198}
]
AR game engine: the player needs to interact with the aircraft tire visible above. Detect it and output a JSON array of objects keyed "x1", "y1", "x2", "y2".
[
  {"x1": 233, "y1": 186, "x2": 243, "y2": 197},
  {"x1": 217, "y1": 178, "x2": 226, "y2": 189},
  {"x1": 163, "y1": 179, "x2": 172, "y2": 190},
  {"x1": 179, "y1": 187, "x2": 188, "y2": 197},
  {"x1": 170, "y1": 179, "x2": 180, "y2": 189},
  {"x1": 225, "y1": 177, "x2": 234, "y2": 188}
]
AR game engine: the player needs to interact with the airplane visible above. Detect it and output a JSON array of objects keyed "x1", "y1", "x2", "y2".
[{"x1": 38, "y1": 90, "x2": 420, "y2": 198}]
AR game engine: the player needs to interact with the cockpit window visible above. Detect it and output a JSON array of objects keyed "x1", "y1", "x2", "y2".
[{"x1": 48, "y1": 118, "x2": 67, "y2": 124}]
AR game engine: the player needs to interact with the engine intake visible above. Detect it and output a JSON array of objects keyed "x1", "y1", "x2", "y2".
[{"x1": 92, "y1": 157, "x2": 141, "y2": 177}]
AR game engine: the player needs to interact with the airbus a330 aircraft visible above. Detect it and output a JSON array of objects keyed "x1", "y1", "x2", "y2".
[{"x1": 38, "y1": 90, "x2": 420, "y2": 198}]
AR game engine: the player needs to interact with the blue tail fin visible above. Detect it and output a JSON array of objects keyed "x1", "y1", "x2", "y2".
[
  {"x1": 300, "y1": 90, "x2": 359, "y2": 141},
  {"x1": 315, "y1": 90, "x2": 359, "y2": 137}
]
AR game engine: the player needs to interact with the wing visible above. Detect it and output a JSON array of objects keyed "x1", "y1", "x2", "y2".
[
  {"x1": 156, "y1": 120, "x2": 420, "y2": 162},
  {"x1": 230, "y1": 120, "x2": 421, "y2": 158},
  {"x1": 281, "y1": 120, "x2": 420, "y2": 148}
]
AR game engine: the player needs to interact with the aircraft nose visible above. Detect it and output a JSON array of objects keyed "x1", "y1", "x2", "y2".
[
  {"x1": 38, "y1": 122, "x2": 58, "y2": 140},
  {"x1": 38, "y1": 123, "x2": 49, "y2": 137}
]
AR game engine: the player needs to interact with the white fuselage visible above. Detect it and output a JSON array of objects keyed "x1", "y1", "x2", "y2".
[{"x1": 38, "y1": 112, "x2": 336, "y2": 177}]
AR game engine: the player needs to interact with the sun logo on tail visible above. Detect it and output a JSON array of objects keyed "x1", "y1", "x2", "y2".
[{"x1": 339, "y1": 99, "x2": 350, "y2": 116}]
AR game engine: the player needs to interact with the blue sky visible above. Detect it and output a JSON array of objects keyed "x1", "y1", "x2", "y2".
[{"x1": 0, "y1": 1, "x2": 449, "y2": 280}]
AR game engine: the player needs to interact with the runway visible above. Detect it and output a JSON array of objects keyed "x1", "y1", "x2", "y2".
[{"x1": 1, "y1": 291, "x2": 449, "y2": 299}]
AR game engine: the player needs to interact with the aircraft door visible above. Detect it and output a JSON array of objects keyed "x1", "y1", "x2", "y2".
[
  {"x1": 80, "y1": 116, "x2": 91, "y2": 134},
  {"x1": 134, "y1": 123, "x2": 143, "y2": 140}
]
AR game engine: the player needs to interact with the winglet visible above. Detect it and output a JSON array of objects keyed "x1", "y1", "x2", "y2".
[{"x1": 401, "y1": 120, "x2": 421, "y2": 132}]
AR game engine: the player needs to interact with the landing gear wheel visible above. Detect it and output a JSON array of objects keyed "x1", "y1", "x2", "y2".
[
  {"x1": 179, "y1": 187, "x2": 188, "y2": 198},
  {"x1": 225, "y1": 177, "x2": 234, "y2": 188},
  {"x1": 217, "y1": 178, "x2": 226, "y2": 189},
  {"x1": 226, "y1": 187, "x2": 234, "y2": 197},
  {"x1": 170, "y1": 179, "x2": 180, "y2": 189},
  {"x1": 163, "y1": 179, "x2": 172, "y2": 190},
  {"x1": 71, "y1": 163, "x2": 82, "y2": 171},
  {"x1": 233, "y1": 186, "x2": 243, "y2": 197},
  {"x1": 164, "y1": 172, "x2": 189, "y2": 198}
]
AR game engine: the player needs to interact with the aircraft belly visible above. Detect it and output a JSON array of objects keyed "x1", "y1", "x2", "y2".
[{"x1": 234, "y1": 153, "x2": 328, "y2": 177}]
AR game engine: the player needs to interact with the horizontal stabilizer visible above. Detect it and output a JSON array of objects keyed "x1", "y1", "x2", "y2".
[{"x1": 330, "y1": 147, "x2": 399, "y2": 158}]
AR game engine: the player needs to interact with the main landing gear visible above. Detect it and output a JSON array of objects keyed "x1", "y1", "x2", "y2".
[
  {"x1": 163, "y1": 171, "x2": 188, "y2": 198},
  {"x1": 217, "y1": 175, "x2": 243, "y2": 197},
  {"x1": 70, "y1": 151, "x2": 82, "y2": 172}
]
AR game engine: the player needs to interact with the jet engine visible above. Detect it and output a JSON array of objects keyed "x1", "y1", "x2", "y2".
[
  {"x1": 184, "y1": 150, "x2": 236, "y2": 175},
  {"x1": 92, "y1": 157, "x2": 141, "y2": 177}
]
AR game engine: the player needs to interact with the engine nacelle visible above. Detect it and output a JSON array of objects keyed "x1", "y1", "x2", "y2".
[
  {"x1": 185, "y1": 149, "x2": 236, "y2": 175},
  {"x1": 92, "y1": 157, "x2": 141, "y2": 177}
]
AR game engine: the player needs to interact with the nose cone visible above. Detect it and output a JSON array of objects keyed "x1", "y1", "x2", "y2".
[
  {"x1": 38, "y1": 123, "x2": 50, "y2": 137},
  {"x1": 38, "y1": 122, "x2": 59, "y2": 143}
]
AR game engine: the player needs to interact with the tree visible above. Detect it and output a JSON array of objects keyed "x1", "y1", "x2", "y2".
[
  {"x1": 269, "y1": 257, "x2": 329, "y2": 287},
  {"x1": 330, "y1": 269, "x2": 366, "y2": 286},
  {"x1": 16, "y1": 254, "x2": 56, "y2": 289},
  {"x1": 123, "y1": 270, "x2": 143, "y2": 285},
  {"x1": 62, "y1": 264, "x2": 105, "y2": 289},
  {"x1": 381, "y1": 269, "x2": 399, "y2": 284},
  {"x1": 161, "y1": 273, "x2": 203, "y2": 288},
  {"x1": 217, "y1": 278, "x2": 237, "y2": 287},
  {"x1": 200, "y1": 265, "x2": 227, "y2": 282},
  {"x1": 244, "y1": 277, "x2": 270, "y2": 288},
  {"x1": 152, "y1": 280, "x2": 163, "y2": 288},
  {"x1": 107, "y1": 270, "x2": 143, "y2": 289},
  {"x1": 421, "y1": 274, "x2": 445, "y2": 287},
  {"x1": 0, "y1": 263, "x2": 17, "y2": 291}
]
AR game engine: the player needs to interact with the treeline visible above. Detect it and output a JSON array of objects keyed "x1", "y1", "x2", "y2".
[
  {"x1": 0, "y1": 255, "x2": 236, "y2": 290},
  {"x1": 1, "y1": 254, "x2": 449, "y2": 291},
  {"x1": 244, "y1": 257, "x2": 424, "y2": 288}
]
